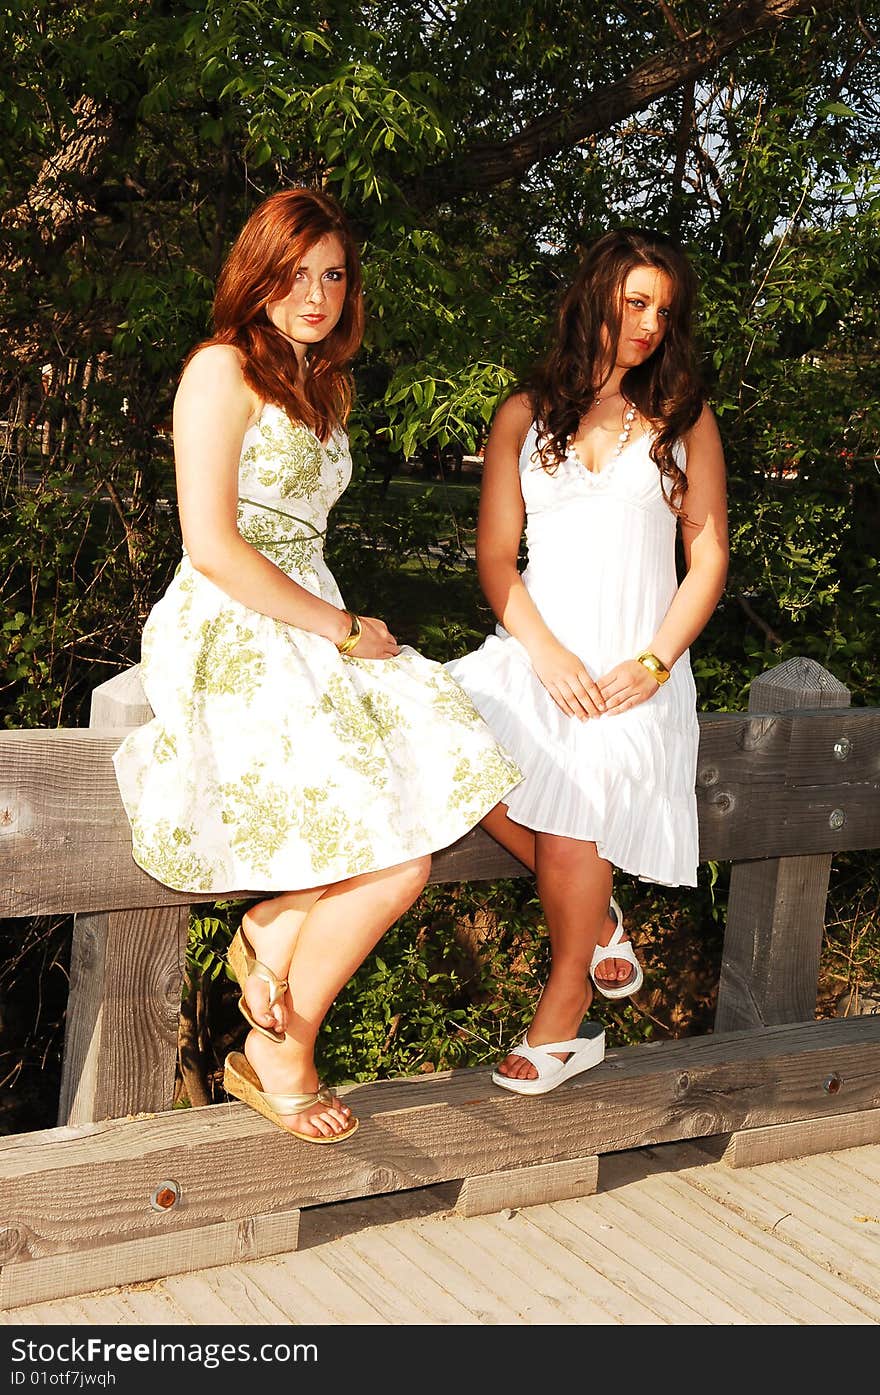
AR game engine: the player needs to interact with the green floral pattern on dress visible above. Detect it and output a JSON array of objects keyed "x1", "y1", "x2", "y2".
[
  {"x1": 113, "y1": 403, "x2": 522, "y2": 893},
  {"x1": 129, "y1": 816, "x2": 219, "y2": 890},
  {"x1": 192, "y1": 616, "x2": 265, "y2": 700}
]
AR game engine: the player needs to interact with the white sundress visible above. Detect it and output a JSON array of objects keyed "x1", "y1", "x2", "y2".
[
  {"x1": 446, "y1": 421, "x2": 700, "y2": 887},
  {"x1": 113, "y1": 403, "x2": 522, "y2": 894}
]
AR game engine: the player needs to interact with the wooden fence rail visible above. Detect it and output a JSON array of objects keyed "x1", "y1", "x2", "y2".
[{"x1": 1, "y1": 654, "x2": 879, "y2": 1308}]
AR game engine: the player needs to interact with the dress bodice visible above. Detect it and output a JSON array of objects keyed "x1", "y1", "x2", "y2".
[
  {"x1": 235, "y1": 403, "x2": 351, "y2": 578},
  {"x1": 512, "y1": 421, "x2": 688, "y2": 665},
  {"x1": 519, "y1": 421, "x2": 684, "y2": 534}
]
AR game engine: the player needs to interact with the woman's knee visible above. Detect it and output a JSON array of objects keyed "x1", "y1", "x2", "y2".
[{"x1": 397, "y1": 853, "x2": 431, "y2": 901}]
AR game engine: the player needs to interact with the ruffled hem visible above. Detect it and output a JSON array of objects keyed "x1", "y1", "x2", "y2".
[
  {"x1": 447, "y1": 636, "x2": 699, "y2": 888},
  {"x1": 122, "y1": 767, "x2": 522, "y2": 895}
]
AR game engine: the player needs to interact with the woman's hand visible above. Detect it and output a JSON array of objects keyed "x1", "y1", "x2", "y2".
[
  {"x1": 531, "y1": 640, "x2": 606, "y2": 720},
  {"x1": 597, "y1": 659, "x2": 663, "y2": 714},
  {"x1": 347, "y1": 615, "x2": 401, "y2": 660}
]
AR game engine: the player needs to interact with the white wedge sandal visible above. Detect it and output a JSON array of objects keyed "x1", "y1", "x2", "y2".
[
  {"x1": 589, "y1": 896, "x2": 644, "y2": 1000},
  {"x1": 491, "y1": 1028, "x2": 605, "y2": 1096}
]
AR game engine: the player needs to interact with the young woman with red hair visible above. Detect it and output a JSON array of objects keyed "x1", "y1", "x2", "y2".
[{"x1": 113, "y1": 188, "x2": 521, "y2": 1143}]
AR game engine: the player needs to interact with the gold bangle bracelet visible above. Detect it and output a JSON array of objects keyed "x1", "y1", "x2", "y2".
[
  {"x1": 336, "y1": 611, "x2": 362, "y2": 656},
  {"x1": 636, "y1": 651, "x2": 671, "y2": 684}
]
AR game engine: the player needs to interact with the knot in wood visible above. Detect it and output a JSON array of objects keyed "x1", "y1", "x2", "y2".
[{"x1": 0, "y1": 1225, "x2": 27, "y2": 1260}]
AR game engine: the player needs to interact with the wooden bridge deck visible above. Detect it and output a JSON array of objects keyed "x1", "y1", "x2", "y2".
[{"x1": 5, "y1": 1139, "x2": 879, "y2": 1326}]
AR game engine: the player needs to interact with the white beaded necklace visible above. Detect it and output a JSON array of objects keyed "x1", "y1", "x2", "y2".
[
  {"x1": 567, "y1": 391, "x2": 637, "y2": 476},
  {"x1": 594, "y1": 391, "x2": 637, "y2": 462}
]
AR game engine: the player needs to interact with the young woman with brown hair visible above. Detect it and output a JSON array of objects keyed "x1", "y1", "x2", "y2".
[
  {"x1": 113, "y1": 187, "x2": 521, "y2": 1142},
  {"x1": 448, "y1": 227, "x2": 728, "y2": 1095}
]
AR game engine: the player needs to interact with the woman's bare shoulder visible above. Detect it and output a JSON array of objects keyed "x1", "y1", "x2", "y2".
[
  {"x1": 176, "y1": 344, "x2": 261, "y2": 420},
  {"x1": 685, "y1": 401, "x2": 723, "y2": 448},
  {"x1": 490, "y1": 391, "x2": 535, "y2": 450}
]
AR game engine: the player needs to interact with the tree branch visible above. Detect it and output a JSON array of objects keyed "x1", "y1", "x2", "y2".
[{"x1": 418, "y1": 0, "x2": 838, "y2": 198}]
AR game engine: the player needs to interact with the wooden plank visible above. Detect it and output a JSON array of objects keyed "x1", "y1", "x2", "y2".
[
  {"x1": 719, "y1": 1107, "x2": 880, "y2": 1168},
  {"x1": 597, "y1": 1149, "x2": 875, "y2": 1323},
  {"x1": 89, "y1": 667, "x2": 155, "y2": 728},
  {"x1": 576, "y1": 1178, "x2": 790, "y2": 1323},
  {"x1": 0, "y1": 1208, "x2": 300, "y2": 1310},
  {"x1": 377, "y1": 1220, "x2": 544, "y2": 1323},
  {"x1": 342, "y1": 1229, "x2": 481, "y2": 1324},
  {"x1": 521, "y1": 1201, "x2": 713, "y2": 1324},
  {"x1": 681, "y1": 1154, "x2": 880, "y2": 1294},
  {"x1": 455, "y1": 1156, "x2": 599, "y2": 1217},
  {"x1": 58, "y1": 670, "x2": 189, "y2": 1125},
  {"x1": 58, "y1": 905, "x2": 188, "y2": 1125},
  {"x1": 2, "y1": 705, "x2": 880, "y2": 917},
  {"x1": 628, "y1": 1145, "x2": 880, "y2": 1322},
  {"x1": 715, "y1": 658, "x2": 851, "y2": 1033},
  {"x1": 0, "y1": 1018, "x2": 877, "y2": 1274}
]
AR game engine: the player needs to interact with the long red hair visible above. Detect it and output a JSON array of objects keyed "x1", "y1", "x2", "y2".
[{"x1": 199, "y1": 187, "x2": 364, "y2": 441}]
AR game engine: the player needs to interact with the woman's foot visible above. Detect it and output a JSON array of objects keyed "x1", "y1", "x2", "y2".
[
  {"x1": 591, "y1": 901, "x2": 637, "y2": 989},
  {"x1": 495, "y1": 976, "x2": 593, "y2": 1083},
  {"x1": 234, "y1": 911, "x2": 293, "y2": 1038},
  {"x1": 245, "y1": 1030, "x2": 354, "y2": 1140}
]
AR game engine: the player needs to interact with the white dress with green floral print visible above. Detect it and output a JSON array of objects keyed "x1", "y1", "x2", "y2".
[{"x1": 113, "y1": 404, "x2": 522, "y2": 893}]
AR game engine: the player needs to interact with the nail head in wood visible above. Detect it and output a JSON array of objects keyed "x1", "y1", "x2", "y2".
[{"x1": 150, "y1": 1179, "x2": 181, "y2": 1211}]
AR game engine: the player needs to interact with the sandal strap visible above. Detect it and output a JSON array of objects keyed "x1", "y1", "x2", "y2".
[
  {"x1": 250, "y1": 963, "x2": 289, "y2": 1008},
  {"x1": 507, "y1": 1035, "x2": 587, "y2": 1076},
  {"x1": 260, "y1": 1084, "x2": 334, "y2": 1113},
  {"x1": 590, "y1": 898, "x2": 637, "y2": 971},
  {"x1": 591, "y1": 937, "x2": 639, "y2": 972}
]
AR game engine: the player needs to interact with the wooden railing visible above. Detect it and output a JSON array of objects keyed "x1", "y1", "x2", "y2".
[{"x1": 1, "y1": 654, "x2": 879, "y2": 1308}]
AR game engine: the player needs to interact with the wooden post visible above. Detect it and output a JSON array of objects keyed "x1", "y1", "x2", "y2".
[
  {"x1": 714, "y1": 657, "x2": 851, "y2": 1032},
  {"x1": 58, "y1": 669, "x2": 188, "y2": 1124}
]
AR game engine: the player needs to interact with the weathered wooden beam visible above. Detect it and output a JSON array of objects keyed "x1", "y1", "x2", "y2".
[
  {"x1": 715, "y1": 658, "x2": 853, "y2": 1032},
  {"x1": 1, "y1": 1017, "x2": 877, "y2": 1269},
  {"x1": 715, "y1": 1106, "x2": 880, "y2": 1168},
  {"x1": 2, "y1": 707, "x2": 878, "y2": 917},
  {"x1": 57, "y1": 905, "x2": 188, "y2": 1125},
  {"x1": 454, "y1": 1156, "x2": 599, "y2": 1217},
  {"x1": 57, "y1": 686, "x2": 188, "y2": 1127},
  {"x1": 0, "y1": 1208, "x2": 302, "y2": 1311}
]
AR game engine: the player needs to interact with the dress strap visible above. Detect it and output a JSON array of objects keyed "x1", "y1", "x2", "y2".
[{"x1": 238, "y1": 496, "x2": 327, "y2": 541}]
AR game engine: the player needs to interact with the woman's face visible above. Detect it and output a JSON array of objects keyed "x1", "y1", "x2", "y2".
[
  {"x1": 266, "y1": 233, "x2": 348, "y2": 360},
  {"x1": 604, "y1": 264, "x2": 675, "y2": 371}
]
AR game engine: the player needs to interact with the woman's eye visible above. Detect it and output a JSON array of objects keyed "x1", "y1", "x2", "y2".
[
  {"x1": 627, "y1": 299, "x2": 645, "y2": 309},
  {"x1": 325, "y1": 270, "x2": 345, "y2": 282},
  {"x1": 659, "y1": 307, "x2": 671, "y2": 319}
]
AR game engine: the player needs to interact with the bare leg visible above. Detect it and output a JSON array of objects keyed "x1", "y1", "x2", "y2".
[
  {"x1": 481, "y1": 803, "x2": 632, "y2": 984},
  {"x1": 497, "y1": 834, "x2": 618, "y2": 1082},
  {"x1": 481, "y1": 801, "x2": 536, "y2": 871},
  {"x1": 245, "y1": 855, "x2": 431, "y2": 1137}
]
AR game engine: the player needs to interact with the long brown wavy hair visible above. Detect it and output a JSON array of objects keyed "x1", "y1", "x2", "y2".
[
  {"x1": 193, "y1": 186, "x2": 364, "y2": 441},
  {"x1": 528, "y1": 227, "x2": 704, "y2": 512}
]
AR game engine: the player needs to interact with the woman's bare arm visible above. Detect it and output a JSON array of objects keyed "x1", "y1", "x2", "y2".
[{"x1": 598, "y1": 404, "x2": 729, "y2": 712}]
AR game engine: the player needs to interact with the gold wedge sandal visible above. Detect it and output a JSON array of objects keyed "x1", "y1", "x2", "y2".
[
  {"x1": 223, "y1": 1052, "x2": 359, "y2": 1144},
  {"x1": 227, "y1": 926, "x2": 289, "y2": 1044}
]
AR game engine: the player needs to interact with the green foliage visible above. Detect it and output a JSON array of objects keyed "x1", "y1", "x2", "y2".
[{"x1": 2, "y1": 1, "x2": 879, "y2": 1124}]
